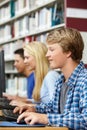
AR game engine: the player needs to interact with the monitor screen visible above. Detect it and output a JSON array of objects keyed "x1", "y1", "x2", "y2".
[{"x1": 0, "y1": 49, "x2": 6, "y2": 97}]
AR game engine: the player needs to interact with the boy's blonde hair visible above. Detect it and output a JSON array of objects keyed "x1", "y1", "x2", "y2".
[{"x1": 46, "y1": 27, "x2": 84, "y2": 63}]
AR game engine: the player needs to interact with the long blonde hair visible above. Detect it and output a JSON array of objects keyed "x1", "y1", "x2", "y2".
[{"x1": 24, "y1": 41, "x2": 49, "y2": 101}]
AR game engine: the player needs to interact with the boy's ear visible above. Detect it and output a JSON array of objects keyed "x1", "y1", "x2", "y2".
[{"x1": 66, "y1": 51, "x2": 72, "y2": 58}]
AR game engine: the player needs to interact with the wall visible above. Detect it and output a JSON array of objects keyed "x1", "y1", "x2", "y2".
[{"x1": 65, "y1": 0, "x2": 87, "y2": 63}]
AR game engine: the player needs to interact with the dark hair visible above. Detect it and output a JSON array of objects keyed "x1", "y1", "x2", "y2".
[{"x1": 14, "y1": 48, "x2": 24, "y2": 59}]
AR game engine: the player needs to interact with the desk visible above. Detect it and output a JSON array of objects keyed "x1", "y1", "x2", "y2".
[{"x1": 0, "y1": 127, "x2": 68, "y2": 130}]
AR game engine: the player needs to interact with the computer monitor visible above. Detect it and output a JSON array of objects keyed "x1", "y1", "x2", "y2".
[{"x1": 0, "y1": 49, "x2": 6, "y2": 97}]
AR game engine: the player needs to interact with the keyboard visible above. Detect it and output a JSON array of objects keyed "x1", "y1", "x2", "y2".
[
  {"x1": 2, "y1": 109, "x2": 25, "y2": 123},
  {"x1": 0, "y1": 98, "x2": 25, "y2": 123},
  {"x1": 0, "y1": 97, "x2": 16, "y2": 110},
  {"x1": 0, "y1": 115, "x2": 7, "y2": 121}
]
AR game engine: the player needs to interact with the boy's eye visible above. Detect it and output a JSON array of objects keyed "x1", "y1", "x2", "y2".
[
  {"x1": 50, "y1": 48, "x2": 54, "y2": 51},
  {"x1": 24, "y1": 57, "x2": 29, "y2": 60},
  {"x1": 27, "y1": 57, "x2": 29, "y2": 60}
]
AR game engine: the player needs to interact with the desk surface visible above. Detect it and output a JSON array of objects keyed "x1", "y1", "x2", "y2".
[{"x1": 0, "y1": 127, "x2": 68, "y2": 130}]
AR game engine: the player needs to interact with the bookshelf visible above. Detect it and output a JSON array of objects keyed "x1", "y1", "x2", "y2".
[
  {"x1": 0, "y1": 0, "x2": 87, "y2": 96},
  {"x1": 0, "y1": 0, "x2": 65, "y2": 95}
]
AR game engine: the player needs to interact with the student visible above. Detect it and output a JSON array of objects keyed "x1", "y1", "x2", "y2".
[
  {"x1": 23, "y1": 41, "x2": 59, "y2": 103},
  {"x1": 3, "y1": 48, "x2": 35, "y2": 102},
  {"x1": 15, "y1": 28, "x2": 87, "y2": 130}
]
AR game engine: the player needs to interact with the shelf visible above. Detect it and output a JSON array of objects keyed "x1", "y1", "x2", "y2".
[
  {"x1": 0, "y1": 0, "x2": 65, "y2": 94},
  {"x1": 0, "y1": 0, "x2": 65, "y2": 75},
  {"x1": 5, "y1": 70, "x2": 18, "y2": 74},
  {"x1": 0, "y1": 0, "x2": 10, "y2": 7},
  {"x1": 0, "y1": 0, "x2": 61, "y2": 26},
  {"x1": 5, "y1": 58, "x2": 14, "y2": 62},
  {"x1": 0, "y1": 23, "x2": 65, "y2": 45}
]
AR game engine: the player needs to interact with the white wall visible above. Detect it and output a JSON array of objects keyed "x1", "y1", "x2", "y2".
[{"x1": 81, "y1": 32, "x2": 87, "y2": 64}]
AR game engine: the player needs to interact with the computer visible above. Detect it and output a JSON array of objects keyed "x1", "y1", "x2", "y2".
[
  {"x1": 0, "y1": 49, "x2": 6, "y2": 97},
  {"x1": 0, "y1": 49, "x2": 15, "y2": 109},
  {"x1": 0, "y1": 49, "x2": 17, "y2": 121}
]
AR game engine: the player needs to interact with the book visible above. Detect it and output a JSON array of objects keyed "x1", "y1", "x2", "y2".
[
  {"x1": 51, "y1": 2, "x2": 64, "y2": 26},
  {"x1": 10, "y1": 0, "x2": 15, "y2": 17}
]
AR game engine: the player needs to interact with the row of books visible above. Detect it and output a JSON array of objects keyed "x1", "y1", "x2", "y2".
[
  {"x1": 0, "y1": 24, "x2": 11, "y2": 43},
  {"x1": 3, "y1": 40, "x2": 24, "y2": 61},
  {"x1": 24, "y1": 34, "x2": 47, "y2": 44},
  {"x1": 6, "y1": 77, "x2": 27, "y2": 97},
  {"x1": 3, "y1": 34, "x2": 47, "y2": 61},
  {"x1": 14, "y1": 0, "x2": 53, "y2": 16},
  {"x1": 0, "y1": 2, "x2": 10, "y2": 23},
  {"x1": 0, "y1": 3, "x2": 64, "y2": 43},
  {"x1": 0, "y1": 0, "x2": 53, "y2": 23}
]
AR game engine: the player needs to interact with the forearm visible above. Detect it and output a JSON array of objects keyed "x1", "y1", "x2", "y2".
[
  {"x1": 47, "y1": 111, "x2": 87, "y2": 129},
  {"x1": 35, "y1": 102, "x2": 53, "y2": 113}
]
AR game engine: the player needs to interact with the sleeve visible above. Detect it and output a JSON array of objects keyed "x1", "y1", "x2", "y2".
[
  {"x1": 44, "y1": 70, "x2": 60, "y2": 100},
  {"x1": 47, "y1": 111, "x2": 87, "y2": 129},
  {"x1": 27, "y1": 73, "x2": 35, "y2": 99},
  {"x1": 36, "y1": 70, "x2": 60, "y2": 113},
  {"x1": 35, "y1": 99, "x2": 54, "y2": 113},
  {"x1": 47, "y1": 80, "x2": 87, "y2": 130}
]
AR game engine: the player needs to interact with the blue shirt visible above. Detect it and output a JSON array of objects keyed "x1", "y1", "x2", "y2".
[
  {"x1": 27, "y1": 72, "x2": 35, "y2": 99},
  {"x1": 40, "y1": 70, "x2": 60, "y2": 103},
  {"x1": 36, "y1": 62, "x2": 87, "y2": 130}
]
